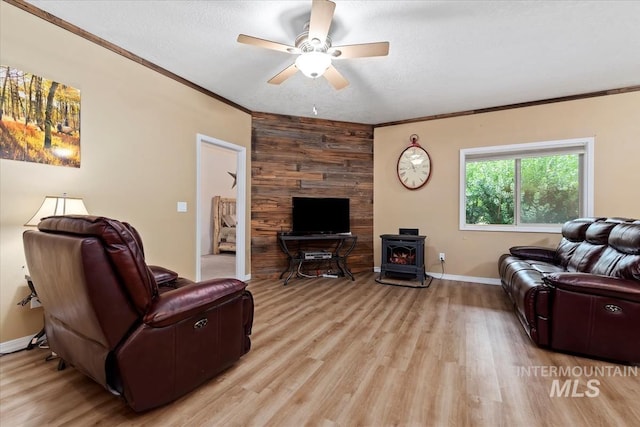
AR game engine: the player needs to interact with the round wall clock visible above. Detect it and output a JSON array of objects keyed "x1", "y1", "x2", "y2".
[{"x1": 397, "y1": 134, "x2": 432, "y2": 190}]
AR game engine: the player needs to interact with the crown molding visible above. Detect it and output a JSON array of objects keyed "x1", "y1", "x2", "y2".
[
  {"x1": 6, "y1": 0, "x2": 638, "y2": 128},
  {"x1": 3, "y1": 0, "x2": 251, "y2": 115}
]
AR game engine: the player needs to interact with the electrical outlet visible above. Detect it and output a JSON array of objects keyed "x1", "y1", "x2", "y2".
[{"x1": 439, "y1": 252, "x2": 446, "y2": 262}]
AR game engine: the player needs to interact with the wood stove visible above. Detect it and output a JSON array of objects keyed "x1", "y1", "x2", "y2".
[{"x1": 377, "y1": 234, "x2": 427, "y2": 286}]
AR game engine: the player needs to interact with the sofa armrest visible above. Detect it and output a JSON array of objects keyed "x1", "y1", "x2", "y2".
[
  {"x1": 509, "y1": 246, "x2": 557, "y2": 263},
  {"x1": 543, "y1": 272, "x2": 640, "y2": 303},
  {"x1": 144, "y1": 278, "x2": 247, "y2": 327}
]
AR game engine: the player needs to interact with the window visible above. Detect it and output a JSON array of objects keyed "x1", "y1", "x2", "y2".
[{"x1": 459, "y1": 138, "x2": 594, "y2": 232}]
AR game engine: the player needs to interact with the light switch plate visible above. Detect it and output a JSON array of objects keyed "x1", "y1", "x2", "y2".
[{"x1": 177, "y1": 201, "x2": 188, "y2": 212}]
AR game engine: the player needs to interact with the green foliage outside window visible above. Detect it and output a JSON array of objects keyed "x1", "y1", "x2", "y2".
[
  {"x1": 520, "y1": 155, "x2": 579, "y2": 223},
  {"x1": 466, "y1": 154, "x2": 579, "y2": 225},
  {"x1": 466, "y1": 159, "x2": 514, "y2": 225}
]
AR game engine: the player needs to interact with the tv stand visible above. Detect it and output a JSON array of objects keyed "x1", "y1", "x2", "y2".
[{"x1": 277, "y1": 233, "x2": 357, "y2": 285}]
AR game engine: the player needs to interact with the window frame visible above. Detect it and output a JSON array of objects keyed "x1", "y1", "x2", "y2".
[{"x1": 459, "y1": 137, "x2": 594, "y2": 233}]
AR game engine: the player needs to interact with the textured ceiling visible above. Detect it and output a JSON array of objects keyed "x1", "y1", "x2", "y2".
[{"x1": 25, "y1": 0, "x2": 640, "y2": 124}]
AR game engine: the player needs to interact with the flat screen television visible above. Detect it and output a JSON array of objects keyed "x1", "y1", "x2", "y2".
[{"x1": 292, "y1": 197, "x2": 350, "y2": 235}]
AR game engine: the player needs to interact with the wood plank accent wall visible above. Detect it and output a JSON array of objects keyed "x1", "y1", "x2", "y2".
[{"x1": 251, "y1": 112, "x2": 374, "y2": 278}]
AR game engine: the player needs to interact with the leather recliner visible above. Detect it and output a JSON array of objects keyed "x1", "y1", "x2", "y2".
[{"x1": 23, "y1": 215, "x2": 254, "y2": 412}]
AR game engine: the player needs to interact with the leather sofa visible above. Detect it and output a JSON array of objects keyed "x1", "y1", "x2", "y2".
[
  {"x1": 23, "y1": 215, "x2": 254, "y2": 411},
  {"x1": 499, "y1": 217, "x2": 640, "y2": 364}
]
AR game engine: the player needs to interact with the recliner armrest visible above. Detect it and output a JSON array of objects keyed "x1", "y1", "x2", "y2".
[
  {"x1": 543, "y1": 272, "x2": 640, "y2": 303},
  {"x1": 509, "y1": 246, "x2": 557, "y2": 263},
  {"x1": 148, "y1": 265, "x2": 179, "y2": 286},
  {"x1": 144, "y1": 278, "x2": 247, "y2": 327}
]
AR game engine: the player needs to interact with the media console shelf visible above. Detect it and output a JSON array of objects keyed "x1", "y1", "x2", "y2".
[{"x1": 278, "y1": 233, "x2": 357, "y2": 285}]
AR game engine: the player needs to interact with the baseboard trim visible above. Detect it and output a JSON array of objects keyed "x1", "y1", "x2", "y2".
[
  {"x1": 427, "y1": 272, "x2": 501, "y2": 286},
  {"x1": 0, "y1": 335, "x2": 33, "y2": 355},
  {"x1": 372, "y1": 267, "x2": 501, "y2": 286}
]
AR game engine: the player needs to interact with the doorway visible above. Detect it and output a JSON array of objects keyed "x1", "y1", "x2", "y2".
[{"x1": 196, "y1": 134, "x2": 247, "y2": 281}]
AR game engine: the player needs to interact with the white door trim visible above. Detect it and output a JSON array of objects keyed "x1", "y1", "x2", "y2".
[{"x1": 196, "y1": 134, "x2": 248, "y2": 281}]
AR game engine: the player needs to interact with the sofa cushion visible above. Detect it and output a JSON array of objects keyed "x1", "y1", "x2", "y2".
[
  {"x1": 609, "y1": 222, "x2": 640, "y2": 255},
  {"x1": 566, "y1": 242, "x2": 606, "y2": 273},
  {"x1": 563, "y1": 220, "x2": 622, "y2": 273},
  {"x1": 556, "y1": 218, "x2": 597, "y2": 267},
  {"x1": 585, "y1": 221, "x2": 619, "y2": 245},
  {"x1": 562, "y1": 218, "x2": 598, "y2": 241},
  {"x1": 589, "y1": 223, "x2": 640, "y2": 280}
]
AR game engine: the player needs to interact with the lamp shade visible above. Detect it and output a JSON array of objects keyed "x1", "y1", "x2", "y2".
[
  {"x1": 295, "y1": 52, "x2": 332, "y2": 78},
  {"x1": 25, "y1": 195, "x2": 89, "y2": 226}
]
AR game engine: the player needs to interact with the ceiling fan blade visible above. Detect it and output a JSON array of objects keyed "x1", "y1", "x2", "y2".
[
  {"x1": 308, "y1": 0, "x2": 336, "y2": 45},
  {"x1": 268, "y1": 63, "x2": 299, "y2": 85},
  {"x1": 237, "y1": 34, "x2": 297, "y2": 54},
  {"x1": 331, "y1": 42, "x2": 390, "y2": 59},
  {"x1": 323, "y1": 65, "x2": 349, "y2": 90}
]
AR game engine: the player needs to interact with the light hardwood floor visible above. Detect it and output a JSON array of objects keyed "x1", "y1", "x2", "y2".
[{"x1": 1, "y1": 273, "x2": 639, "y2": 426}]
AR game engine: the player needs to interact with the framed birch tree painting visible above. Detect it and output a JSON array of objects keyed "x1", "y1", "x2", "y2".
[{"x1": 0, "y1": 66, "x2": 81, "y2": 168}]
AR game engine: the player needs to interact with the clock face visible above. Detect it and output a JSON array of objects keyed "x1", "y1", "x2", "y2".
[{"x1": 397, "y1": 145, "x2": 432, "y2": 190}]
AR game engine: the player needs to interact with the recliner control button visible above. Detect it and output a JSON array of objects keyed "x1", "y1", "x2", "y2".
[
  {"x1": 604, "y1": 304, "x2": 622, "y2": 313},
  {"x1": 194, "y1": 318, "x2": 208, "y2": 329}
]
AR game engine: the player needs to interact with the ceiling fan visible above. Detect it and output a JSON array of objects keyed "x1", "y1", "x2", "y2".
[{"x1": 237, "y1": 0, "x2": 389, "y2": 90}]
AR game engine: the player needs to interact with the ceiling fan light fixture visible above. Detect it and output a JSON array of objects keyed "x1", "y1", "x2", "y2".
[
  {"x1": 295, "y1": 51, "x2": 332, "y2": 78},
  {"x1": 238, "y1": 0, "x2": 388, "y2": 89}
]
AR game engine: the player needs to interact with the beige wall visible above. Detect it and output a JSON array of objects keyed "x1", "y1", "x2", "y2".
[
  {"x1": 0, "y1": 3, "x2": 251, "y2": 343},
  {"x1": 374, "y1": 91, "x2": 640, "y2": 279}
]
